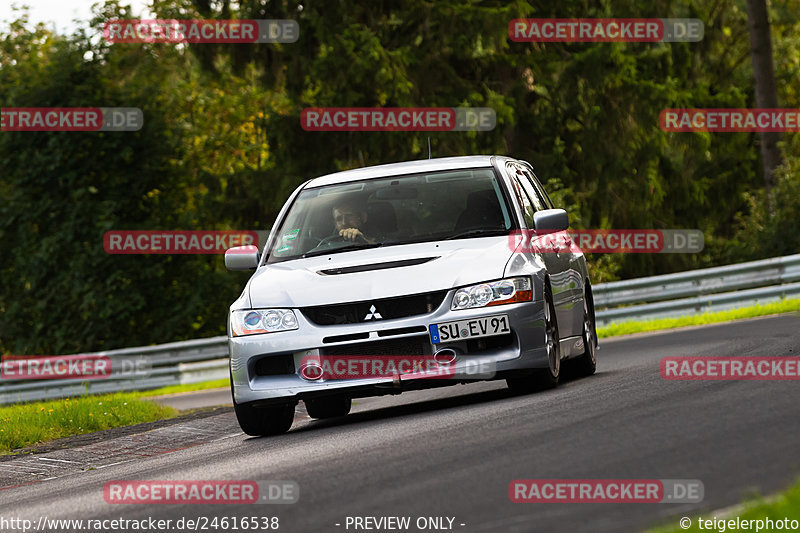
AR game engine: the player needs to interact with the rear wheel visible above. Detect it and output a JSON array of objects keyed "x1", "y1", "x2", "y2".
[
  {"x1": 507, "y1": 283, "x2": 561, "y2": 393},
  {"x1": 570, "y1": 288, "x2": 598, "y2": 377},
  {"x1": 305, "y1": 396, "x2": 352, "y2": 419}
]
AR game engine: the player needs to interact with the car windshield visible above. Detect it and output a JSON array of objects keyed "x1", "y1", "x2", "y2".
[{"x1": 267, "y1": 168, "x2": 514, "y2": 263}]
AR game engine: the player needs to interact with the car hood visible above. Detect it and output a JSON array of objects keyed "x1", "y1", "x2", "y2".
[{"x1": 247, "y1": 237, "x2": 514, "y2": 308}]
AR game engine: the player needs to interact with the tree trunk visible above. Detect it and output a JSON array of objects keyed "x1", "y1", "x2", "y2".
[{"x1": 745, "y1": 0, "x2": 783, "y2": 193}]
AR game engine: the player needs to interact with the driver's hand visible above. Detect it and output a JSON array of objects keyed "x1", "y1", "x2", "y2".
[{"x1": 339, "y1": 228, "x2": 365, "y2": 241}]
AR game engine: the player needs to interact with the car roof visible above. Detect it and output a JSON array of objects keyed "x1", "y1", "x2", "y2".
[{"x1": 305, "y1": 155, "x2": 517, "y2": 188}]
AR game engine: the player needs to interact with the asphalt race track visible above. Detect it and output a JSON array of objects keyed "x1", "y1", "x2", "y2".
[{"x1": 2, "y1": 314, "x2": 799, "y2": 533}]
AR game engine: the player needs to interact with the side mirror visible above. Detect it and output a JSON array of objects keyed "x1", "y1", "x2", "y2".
[
  {"x1": 533, "y1": 209, "x2": 569, "y2": 231},
  {"x1": 225, "y1": 245, "x2": 260, "y2": 270}
]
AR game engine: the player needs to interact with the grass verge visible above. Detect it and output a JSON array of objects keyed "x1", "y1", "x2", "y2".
[
  {"x1": 0, "y1": 379, "x2": 229, "y2": 454},
  {"x1": 649, "y1": 477, "x2": 800, "y2": 532},
  {"x1": 131, "y1": 378, "x2": 230, "y2": 398},
  {"x1": 597, "y1": 298, "x2": 800, "y2": 338},
  {"x1": 0, "y1": 393, "x2": 178, "y2": 455}
]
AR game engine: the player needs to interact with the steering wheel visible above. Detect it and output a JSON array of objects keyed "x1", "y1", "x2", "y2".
[{"x1": 316, "y1": 232, "x2": 369, "y2": 247}]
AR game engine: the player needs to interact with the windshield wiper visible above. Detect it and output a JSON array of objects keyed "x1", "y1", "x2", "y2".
[
  {"x1": 444, "y1": 228, "x2": 509, "y2": 240},
  {"x1": 302, "y1": 242, "x2": 384, "y2": 258}
]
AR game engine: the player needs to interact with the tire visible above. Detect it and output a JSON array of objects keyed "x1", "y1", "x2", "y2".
[
  {"x1": 570, "y1": 286, "x2": 598, "y2": 377},
  {"x1": 229, "y1": 366, "x2": 296, "y2": 436},
  {"x1": 233, "y1": 400, "x2": 296, "y2": 436},
  {"x1": 305, "y1": 396, "x2": 352, "y2": 419},
  {"x1": 507, "y1": 282, "x2": 561, "y2": 393}
]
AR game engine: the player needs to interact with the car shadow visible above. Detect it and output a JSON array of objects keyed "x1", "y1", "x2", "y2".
[
  {"x1": 239, "y1": 368, "x2": 620, "y2": 441},
  {"x1": 286, "y1": 368, "x2": 615, "y2": 435}
]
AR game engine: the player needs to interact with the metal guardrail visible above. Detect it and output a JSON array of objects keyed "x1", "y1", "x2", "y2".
[
  {"x1": 594, "y1": 253, "x2": 800, "y2": 326},
  {"x1": 2, "y1": 254, "x2": 799, "y2": 404},
  {"x1": 0, "y1": 337, "x2": 230, "y2": 405}
]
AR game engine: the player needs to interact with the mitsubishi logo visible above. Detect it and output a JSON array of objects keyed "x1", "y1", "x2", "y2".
[{"x1": 364, "y1": 305, "x2": 382, "y2": 321}]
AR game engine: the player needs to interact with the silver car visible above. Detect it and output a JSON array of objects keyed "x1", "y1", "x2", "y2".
[{"x1": 225, "y1": 155, "x2": 598, "y2": 435}]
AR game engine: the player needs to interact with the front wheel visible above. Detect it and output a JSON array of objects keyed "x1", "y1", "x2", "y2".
[
  {"x1": 507, "y1": 283, "x2": 561, "y2": 393},
  {"x1": 234, "y1": 400, "x2": 296, "y2": 436}
]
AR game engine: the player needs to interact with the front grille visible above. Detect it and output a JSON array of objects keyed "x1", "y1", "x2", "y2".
[
  {"x1": 377, "y1": 325, "x2": 427, "y2": 337},
  {"x1": 323, "y1": 332, "x2": 370, "y2": 344},
  {"x1": 301, "y1": 291, "x2": 447, "y2": 326},
  {"x1": 321, "y1": 335, "x2": 430, "y2": 357}
]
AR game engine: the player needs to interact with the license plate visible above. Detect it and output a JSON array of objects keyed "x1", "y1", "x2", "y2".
[{"x1": 429, "y1": 314, "x2": 510, "y2": 344}]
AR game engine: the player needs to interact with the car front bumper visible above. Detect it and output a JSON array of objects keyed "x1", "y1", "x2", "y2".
[{"x1": 229, "y1": 296, "x2": 549, "y2": 406}]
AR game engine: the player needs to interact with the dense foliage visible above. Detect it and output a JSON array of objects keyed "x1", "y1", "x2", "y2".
[{"x1": 1, "y1": 0, "x2": 798, "y2": 354}]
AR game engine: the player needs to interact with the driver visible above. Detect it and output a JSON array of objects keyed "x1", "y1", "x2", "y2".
[{"x1": 331, "y1": 199, "x2": 375, "y2": 243}]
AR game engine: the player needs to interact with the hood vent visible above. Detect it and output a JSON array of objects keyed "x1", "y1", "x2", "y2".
[{"x1": 318, "y1": 256, "x2": 438, "y2": 275}]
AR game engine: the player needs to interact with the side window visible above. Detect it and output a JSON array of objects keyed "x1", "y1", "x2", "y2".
[
  {"x1": 508, "y1": 163, "x2": 547, "y2": 213},
  {"x1": 519, "y1": 170, "x2": 548, "y2": 211},
  {"x1": 509, "y1": 174, "x2": 535, "y2": 227},
  {"x1": 526, "y1": 171, "x2": 555, "y2": 209}
]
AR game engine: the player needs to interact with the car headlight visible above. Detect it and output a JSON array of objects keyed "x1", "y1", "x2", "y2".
[
  {"x1": 231, "y1": 309, "x2": 299, "y2": 337},
  {"x1": 451, "y1": 277, "x2": 533, "y2": 310}
]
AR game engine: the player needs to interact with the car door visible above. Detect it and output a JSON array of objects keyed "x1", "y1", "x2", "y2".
[
  {"x1": 522, "y1": 166, "x2": 585, "y2": 337},
  {"x1": 505, "y1": 162, "x2": 573, "y2": 335}
]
